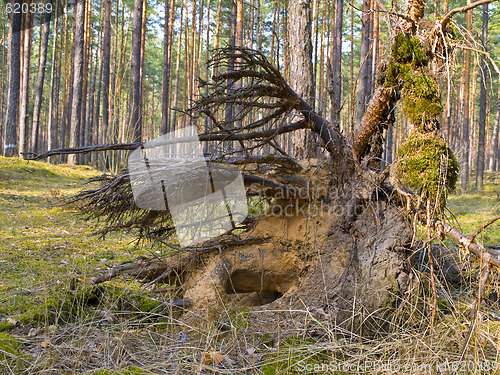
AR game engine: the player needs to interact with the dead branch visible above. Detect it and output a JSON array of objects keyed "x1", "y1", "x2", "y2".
[
  {"x1": 433, "y1": 220, "x2": 500, "y2": 268},
  {"x1": 226, "y1": 154, "x2": 303, "y2": 172},
  {"x1": 469, "y1": 215, "x2": 500, "y2": 243},
  {"x1": 458, "y1": 260, "x2": 490, "y2": 362},
  {"x1": 440, "y1": 0, "x2": 497, "y2": 29}
]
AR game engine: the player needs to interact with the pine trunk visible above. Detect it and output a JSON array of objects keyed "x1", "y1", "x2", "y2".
[
  {"x1": 129, "y1": 0, "x2": 144, "y2": 143},
  {"x1": 3, "y1": 0, "x2": 22, "y2": 157},
  {"x1": 67, "y1": 0, "x2": 86, "y2": 165},
  {"x1": 476, "y1": 3, "x2": 488, "y2": 191},
  {"x1": 31, "y1": 1, "x2": 52, "y2": 155}
]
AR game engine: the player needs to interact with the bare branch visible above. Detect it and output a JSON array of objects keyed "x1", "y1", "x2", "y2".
[
  {"x1": 27, "y1": 120, "x2": 308, "y2": 160},
  {"x1": 433, "y1": 220, "x2": 500, "y2": 268},
  {"x1": 440, "y1": 0, "x2": 497, "y2": 28},
  {"x1": 470, "y1": 215, "x2": 500, "y2": 243}
]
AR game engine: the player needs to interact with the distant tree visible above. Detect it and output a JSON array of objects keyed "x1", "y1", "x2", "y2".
[
  {"x1": 32, "y1": 0, "x2": 53, "y2": 155},
  {"x1": 19, "y1": 6, "x2": 32, "y2": 156},
  {"x1": 129, "y1": 0, "x2": 144, "y2": 143},
  {"x1": 102, "y1": 0, "x2": 112, "y2": 143},
  {"x1": 68, "y1": 0, "x2": 86, "y2": 165},
  {"x1": 288, "y1": 0, "x2": 313, "y2": 158},
  {"x1": 459, "y1": 4, "x2": 473, "y2": 192},
  {"x1": 476, "y1": 3, "x2": 488, "y2": 191},
  {"x1": 3, "y1": 0, "x2": 22, "y2": 157}
]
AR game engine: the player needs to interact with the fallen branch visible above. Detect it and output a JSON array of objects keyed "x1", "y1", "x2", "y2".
[{"x1": 433, "y1": 220, "x2": 500, "y2": 268}]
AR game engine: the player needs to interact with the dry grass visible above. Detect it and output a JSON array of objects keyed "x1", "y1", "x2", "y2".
[{"x1": 1, "y1": 157, "x2": 500, "y2": 374}]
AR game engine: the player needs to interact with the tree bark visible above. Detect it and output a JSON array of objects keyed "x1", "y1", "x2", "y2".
[
  {"x1": 476, "y1": 3, "x2": 488, "y2": 191},
  {"x1": 288, "y1": 0, "x2": 314, "y2": 158},
  {"x1": 19, "y1": 7, "x2": 32, "y2": 157},
  {"x1": 171, "y1": 0, "x2": 184, "y2": 131},
  {"x1": 489, "y1": 85, "x2": 500, "y2": 171},
  {"x1": 67, "y1": 0, "x2": 86, "y2": 165},
  {"x1": 32, "y1": 3, "x2": 52, "y2": 155},
  {"x1": 460, "y1": 3, "x2": 472, "y2": 192},
  {"x1": 47, "y1": 0, "x2": 59, "y2": 154},
  {"x1": 129, "y1": 0, "x2": 144, "y2": 143},
  {"x1": 3, "y1": 0, "x2": 22, "y2": 157},
  {"x1": 355, "y1": 0, "x2": 373, "y2": 125},
  {"x1": 330, "y1": 0, "x2": 343, "y2": 129},
  {"x1": 100, "y1": 0, "x2": 112, "y2": 149},
  {"x1": 160, "y1": 0, "x2": 175, "y2": 135}
]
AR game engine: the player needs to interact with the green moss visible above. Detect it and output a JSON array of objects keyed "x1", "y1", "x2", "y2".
[
  {"x1": 402, "y1": 72, "x2": 443, "y2": 127},
  {"x1": 396, "y1": 131, "x2": 459, "y2": 212},
  {"x1": 0, "y1": 332, "x2": 27, "y2": 372},
  {"x1": 134, "y1": 295, "x2": 162, "y2": 312},
  {"x1": 392, "y1": 34, "x2": 429, "y2": 66},
  {"x1": 0, "y1": 320, "x2": 16, "y2": 332},
  {"x1": 383, "y1": 34, "x2": 443, "y2": 128},
  {"x1": 384, "y1": 34, "x2": 429, "y2": 88}
]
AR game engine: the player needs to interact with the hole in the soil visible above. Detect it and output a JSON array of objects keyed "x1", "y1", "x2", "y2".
[{"x1": 224, "y1": 270, "x2": 288, "y2": 306}]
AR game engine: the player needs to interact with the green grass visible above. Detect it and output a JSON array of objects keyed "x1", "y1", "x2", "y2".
[
  {"x1": 0, "y1": 157, "x2": 148, "y2": 325},
  {"x1": 0, "y1": 157, "x2": 167, "y2": 373},
  {"x1": 446, "y1": 171, "x2": 500, "y2": 245}
]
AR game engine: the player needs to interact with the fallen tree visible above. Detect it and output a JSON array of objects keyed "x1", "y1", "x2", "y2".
[{"x1": 29, "y1": 0, "x2": 500, "y2": 337}]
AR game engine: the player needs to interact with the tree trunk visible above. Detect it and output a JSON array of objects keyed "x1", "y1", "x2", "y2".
[
  {"x1": 171, "y1": 0, "x2": 184, "y2": 131},
  {"x1": 3, "y1": 0, "x2": 22, "y2": 157},
  {"x1": 102, "y1": 0, "x2": 112, "y2": 145},
  {"x1": 288, "y1": 0, "x2": 314, "y2": 159},
  {"x1": 489, "y1": 85, "x2": 500, "y2": 171},
  {"x1": 67, "y1": 0, "x2": 86, "y2": 165},
  {"x1": 160, "y1": 0, "x2": 175, "y2": 135},
  {"x1": 79, "y1": 0, "x2": 91, "y2": 164},
  {"x1": 355, "y1": 0, "x2": 373, "y2": 125},
  {"x1": 19, "y1": 8, "x2": 32, "y2": 157},
  {"x1": 330, "y1": 0, "x2": 343, "y2": 129},
  {"x1": 31, "y1": 2, "x2": 51, "y2": 155},
  {"x1": 129, "y1": 0, "x2": 144, "y2": 143},
  {"x1": 476, "y1": 3, "x2": 488, "y2": 191},
  {"x1": 47, "y1": 0, "x2": 59, "y2": 155},
  {"x1": 460, "y1": 4, "x2": 472, "y2": 192}
]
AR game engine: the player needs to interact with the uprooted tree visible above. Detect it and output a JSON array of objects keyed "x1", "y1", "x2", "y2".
[{"x1": 32, "y1": 0, "x2": 500, "y2": 335}]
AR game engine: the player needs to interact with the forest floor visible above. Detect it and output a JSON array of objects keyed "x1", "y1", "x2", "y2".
[{"x1": 0, "y1": 156, "x2": 500, "y2": 374}]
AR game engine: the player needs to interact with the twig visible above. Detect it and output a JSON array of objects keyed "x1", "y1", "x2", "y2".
[
  {"x1": 457, "y1": 261, "x2": 490, "y2": 369},
  {"x1": 470, "y1": 215, "x2": 500, "y2": 243},
  {"x1": 433, "y1": 220, "x2": 500, "y2": 268},
  {"x1": 440, "y1": 0, "x2": 497, "y2": 29}
]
